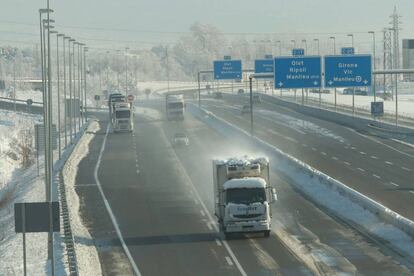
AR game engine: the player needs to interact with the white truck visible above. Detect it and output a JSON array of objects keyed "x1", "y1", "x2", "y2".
[
  {"x1": 213, "y1": 157, "x2": 277, "y2": 238},
  {"x1": 166, "y1": 94, "x2": 185, "y2": 120},
  {"x1": 112, "y1": 102, "x2": 134, "y2": 132}
]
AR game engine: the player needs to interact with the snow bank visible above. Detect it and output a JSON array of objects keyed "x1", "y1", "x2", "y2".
[
  {"x1": 188, "y1": 103, "x2": 414, "y2": 260},
  {"x1": 62, "y1": 120, "x2": 102, "y2": 276}
]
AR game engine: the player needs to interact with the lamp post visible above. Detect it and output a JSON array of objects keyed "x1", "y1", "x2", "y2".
[
  {"x1": 314, "y1": 38, "x2": 321, "y2": 106},
  {"x1": 330, "y1": 36, "x2": 337, "y2": 111},
  {"x1": 83, "y1": 47, "x2": 88, "y2": 122},
  {"x1": 77, "y1": 43, "x2": 84, "y2": 129},
  {"x1": 69, "y1": 39, "x2": 75, "y2": 142},
  {"x1": 276, "y1": 40, "x2": 282, "y2": 55},
  {"x1": 125, "y1": 47, "x2": 129, "y2": 96},
  {"x1": 291, "y1": 40, "x2": 296, "y2": 49},
  {"x1": 302, "y1": 39, "x2": 307, "y2": 53},
  {"x1": 63, "y1": 36, "x2": 70, "y2": 147},
  {"x1": 368, "y1": 31, "x2": 376, "y2": 103},
  {"x1": 347, "y1": 34, "x2": 355, "y2": 116}
]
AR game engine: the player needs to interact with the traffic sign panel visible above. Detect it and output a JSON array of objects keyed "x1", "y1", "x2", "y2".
[
  {"x1": 274, "y1": 56, "x2": 322, "y2": 89},
  {"x1": 255, "y1": 59, "x2": 274, "y2": 74},
  {"x1": 341, "y1": 47, "x2": 355, "y2": 55},
  {"x1": 371, "y1": 102, "x2": 384, "y2": 116},
  {"x1": 292, "y1": 48, "x2": 305, "y2": 56},
  {"x1": 213, "y1": 60, "x2": 242, "y2": 80},
  {"x1": 324, "y1": 55, "x2": 372, "y2": 88}
]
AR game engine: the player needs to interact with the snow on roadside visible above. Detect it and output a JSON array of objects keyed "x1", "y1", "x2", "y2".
[
  {"x1": 0, "y1": 110, "x2": 68, "y2": 275},
  {"x1": 62, "y1": 120, "x2": 102, "y2": 276}
]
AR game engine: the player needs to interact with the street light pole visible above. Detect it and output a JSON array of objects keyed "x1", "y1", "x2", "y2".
[
  {"x1": 330, "y1": 36, "x2": 337, "y2": 111},
  {"x1": 369, "y1": 31, "x2": 376, "y2": 102},
  {"x1": 63, "y1": 36, "x2": 69, "y2": 147},
  {"x1": 348, "y1": 34, "x2": 355, "y2": 116},
  {"x1": 314, "y1": 38, "x2": 321, "y2": 106},
  {"x1": 125, "y1": 47, "x2": 129, "y2": 96},
  {"x1": 276, "y1": 40, "x2": 281, "y2": 55},
  {"x1": 83, "y1": 47, "x2": 88, "y2": 122},
  {"x1": 55, "y1": 32, "x2": 64, "y2": 159}
]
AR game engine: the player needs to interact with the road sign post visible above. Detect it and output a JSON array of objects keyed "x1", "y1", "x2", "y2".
[{"x1": 15, "y1": 202, "x2": 60, "y2": 276}]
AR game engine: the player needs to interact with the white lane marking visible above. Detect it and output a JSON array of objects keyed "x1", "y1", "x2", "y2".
[
  {"x1": 75, "y1": 183, "x2": 97, "y2": 187},
  {"x1": 225, "y1": 256, "x2": 234, "y2": 266},
  {"x1": 200, "y1": 210, "x2": 206, "y2": 217},
  {"x1": 136, "y1": 169, "x2": 140, "y2": 174},
  {"x1": 284, "y1": 136, "x2": 298, "y2": 143},
  {"x1": 370, "y1": 155, "x2": 378, "y2": 159},
  {"x1": 349, "y1": 129, "x2": 414, "y2": 159},
  {"x1": 166, "y1": 135, "x2": 247, "y2": 276},
  {"x1": 360, "y1": 151, "x2": 366, "y2": 155},
  {"x1": 357, "y1": 168, "x2": 365, "y2": 172},
  {"x1": 351, "y1": 146, "x2": 356, "y2": 150},
  {"x1": 94, "y1": 124, "x2": 142, "y2": 276},
  {"x1": 390, "y1": 182, "x2": 399, "y2": 187},
  {"x1": 409, "y1": 191, "x2": 414, "y2": 195},
  {"x1": 402, "y1": 167, "x2": 412, "y2": 172},
  {"x1": 215, "y1": 239, "x2": 223, "y2": 246},
  {"x1": 312, "y1": 147, "x2": 317, "y2": 151},
  {"x1": 302, "y1": 143, "x2": 308, "y2": 147},
  {"x1": 372, "y1": 174, "x2": 381, "y2": 179},
  {"x1": 136, "y1": 163, "x2": 139, "y2": 168},
  {"x1": 207, "y1": 222, "x2": 213, "y2": 231},
  {"x1": 385, "y1": 161, "x2": 393, "y2": 165},
  {"x1": 332, "y1": 156, "x2": 338, "y2": 160},
  {"x1": 344, "y1": 161, "x2": 351, "y2": 166},
  {"x1": 391, "y1": 138, "x2": 414, "y2": 149},
  {"x1": 321, "y1": 152, "x2": 327, "y2": 156}
]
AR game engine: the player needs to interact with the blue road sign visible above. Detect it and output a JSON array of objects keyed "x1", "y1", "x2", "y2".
[
  {"x1": 255, "y1": 59, "x2": 274, "y2": 74},
  {"x1": 274, "y1": 56, "x2": 322, "y2": 89},
  {"x1": 214, "y1": 60, "x2": 242, "y2": 80},
  {"x1": 292, "y1": 48, "x2": 305, "y2": 56},
  {"x1": 341, "y1": 47, "x2": 355, "y2": 55},
  {"x1": 371, "y1": 102, "x2": 384, "y2": 116},
  {"x1": 324, "y1": 55, "x2": 372, "y2": 88}
]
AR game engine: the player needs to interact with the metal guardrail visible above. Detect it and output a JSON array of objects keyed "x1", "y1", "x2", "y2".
[
  {"x1": 0, "y1": 96, "x2": 43, "y2": 105},
  {"x1": 278, "y1": 94, "x2": 414, "y2": 130},
  {"x1": 57, "y1": 171, "x2": 79, "y2": 275}
]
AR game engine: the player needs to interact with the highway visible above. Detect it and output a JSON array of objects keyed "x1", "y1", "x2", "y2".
[
  {"x1": 72, "y1": 96, "x2": 412, "y2": 275},
  {"x1": 200, "y1": 93, "x2": 414, "y2": 221}
]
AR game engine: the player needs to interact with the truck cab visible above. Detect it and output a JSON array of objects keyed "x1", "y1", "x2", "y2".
[
  {"x1": 112, "y1": 102, "x2": 134, "y2": 132},
  {"x1": 213, "y1": 157, "x2": 277, "y2": 238},
  {"x1": 166, "y1": 94, "x2": 185, "y2": 120}
]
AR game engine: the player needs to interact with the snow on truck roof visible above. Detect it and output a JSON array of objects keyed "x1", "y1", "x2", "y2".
[
  {"x1": 214, "y1": 156, "x2": 269, "y2": 166},
  {"x1": 223, "y1": 177, "x2": 267, "y2": 190}
]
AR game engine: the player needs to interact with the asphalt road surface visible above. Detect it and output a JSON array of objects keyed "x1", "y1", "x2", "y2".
[{"x1": 72, "y1": 97, "x2": 413, "y2": 275}]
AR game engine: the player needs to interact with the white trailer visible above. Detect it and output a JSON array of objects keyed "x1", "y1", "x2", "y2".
[
  {"x1": 112, "y1": 102, "x2": 134, "y2": 132},
  {"x1": 213, "y1": 156, "x2": 277, "y2": 238},
  {"x1": 166, "y1": 94, "x2": 185, "y2": 120}
]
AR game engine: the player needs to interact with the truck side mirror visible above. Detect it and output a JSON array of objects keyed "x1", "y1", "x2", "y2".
[{"x1": 271, "y1": 188, "x2": 277, "y2": 202}]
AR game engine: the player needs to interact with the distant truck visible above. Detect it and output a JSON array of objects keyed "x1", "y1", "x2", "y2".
[
  {"x1": 213, "y1": 157, "x2": 277, "y2": 239},
  {"x1": 166, "y1": 94, "x2": 185, "y2": 120},
  {"x1": 112, "y1": 102, "x2": 133, "y2": 132}
]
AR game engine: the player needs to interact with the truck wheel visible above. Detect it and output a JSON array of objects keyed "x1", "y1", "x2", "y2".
[{"x1": 264, "y1": 231, "x2": 270, "y2": 238}]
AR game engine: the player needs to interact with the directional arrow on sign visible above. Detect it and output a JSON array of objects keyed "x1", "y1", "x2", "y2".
[
  {"x1": 328, "y1": 80, "x2": 333, "y2": 85},
  {"x1": 363, "y1": 80, "x2": 368, "y2": 85},
  {"x1": 313, "y1": 81, "x2": 318, "y2": 86},
  {"x1": 278, "y1": 81, "x2": 284, "y2": 87}
]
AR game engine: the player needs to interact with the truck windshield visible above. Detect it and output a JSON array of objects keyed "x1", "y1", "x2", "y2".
[
  {"x1": 226, "y1": 188, "x2": 266, "y2": 204},
  {"x1": 168, "y1": 102, "x2": 183, "y2": 109},
  {"x1": 116, "y1": 110, "x2": 130, "y2": 118}
]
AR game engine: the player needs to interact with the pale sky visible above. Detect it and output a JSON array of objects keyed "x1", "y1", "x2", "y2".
[{"x1": 0, "y1": 0, "x2": 413, "y2": 50}]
